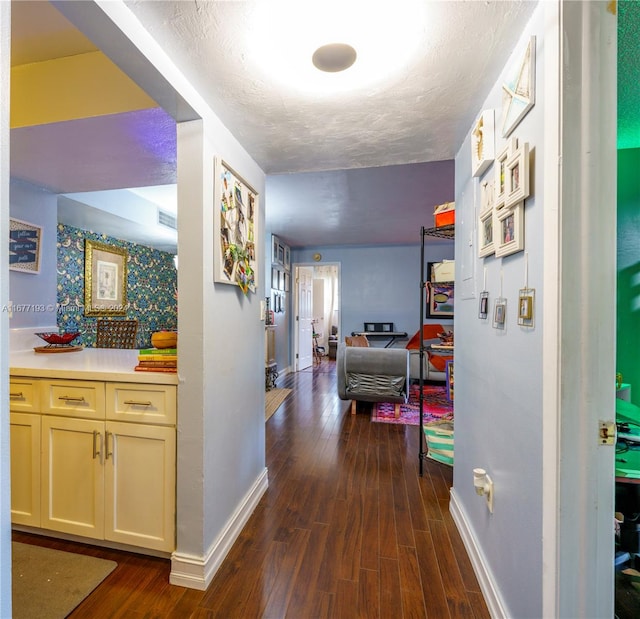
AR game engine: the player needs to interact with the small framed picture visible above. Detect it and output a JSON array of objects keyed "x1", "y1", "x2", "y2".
[
  {"x1": 505, "y1": 142, "x2": 530, "y2": 209},
  {"x1": 271, "y1": 267, "x2": 279, "y2": 289},
  {"x1": 495, "y1": 203, "x2": 525, "y2": 258},
  {"x1": 272, "y1": 235, "x2": 280, "y2": 263},
  {"x1": 493, "y1": 298, "x2": 507, "y2": 329},
  {"x1": 471, "y1": 110, "x2": 495, "y2": 178},
  {"x1": 494, "y1": 145, "x2": 510, "y2": 209},
  {"x1": 9, "y1": 217, "x2": 42, "y2": 274},
  {"x1": 518, "y1": 288, "x2": 535, "y2": 327},
  {"x1": 478, "y1": 203, "x2": 495, "y2": 258},
  {"x1": 283, "y1": 271, "x2": 290, "y2": 292},
  {"x1": 284, "y1": 246, "x2": 290, "y2": 270},
  {"x1": 478, "y1": 291, "x2": 489, "y2": 319}
]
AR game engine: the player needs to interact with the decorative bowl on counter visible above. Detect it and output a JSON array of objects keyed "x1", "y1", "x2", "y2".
[
  {"x1": 151, "y1": 331, "x2": 177, "y2": 349},
  {"x1": 35, "y1": 331, "x2": 80, "y2": 346}
]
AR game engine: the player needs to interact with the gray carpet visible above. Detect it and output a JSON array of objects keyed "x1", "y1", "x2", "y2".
[{"x1": 12, "y1": 542, "x2": 117, "y2": 619}]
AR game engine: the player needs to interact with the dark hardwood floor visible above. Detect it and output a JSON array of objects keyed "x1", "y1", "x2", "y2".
[{"x1": 13, "y1": 357, "x2": 490, "y2": 618}]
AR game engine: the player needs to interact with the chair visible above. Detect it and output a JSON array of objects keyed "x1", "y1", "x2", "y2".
[
  {"x1": 96, "y1": 319, "x2": 138, "y2": 349},
  {"x1": 337, "y1": 342, "x2": 410, "y2": 417}
]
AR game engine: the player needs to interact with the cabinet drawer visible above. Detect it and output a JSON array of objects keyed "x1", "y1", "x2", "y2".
[
  {"x1": 106, "y1": 383, "x2": 176, "y2": 426},
  {"x1": 40, "y1": 380, "x2": 105, "y2": 420},
  {"x1": 9, "y1": 378, "x2": 40, "y2": 412}
]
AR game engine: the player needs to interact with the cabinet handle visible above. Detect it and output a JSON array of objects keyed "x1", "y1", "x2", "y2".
[
  {"x1": 105, "y1": 431, "x2": 113, "y2": 460},
  {"x1": 123, "y1": 400, "x2": 152, "y2": 407},
  {"x1": 92, "y1": 430, "x2": 101, "y2": 459},
  {"x1": 9, "y1": 392, "x2": 23, "y2": 398},
  {"x1": 59, "y1": 395, "x2": 86, "y2": 403}
]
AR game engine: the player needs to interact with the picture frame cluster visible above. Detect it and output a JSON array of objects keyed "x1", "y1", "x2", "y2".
[
  {"x1": 477, "y1": 137, "x2": 530, "y2": 260},
  {"x1": 271, "y1": 234, "x2": 290, "y2": 314}
]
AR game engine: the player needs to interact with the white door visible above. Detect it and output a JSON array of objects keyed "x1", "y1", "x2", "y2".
[{"x1": 295, "y1": 266, "x2": 314, "y2": 370}]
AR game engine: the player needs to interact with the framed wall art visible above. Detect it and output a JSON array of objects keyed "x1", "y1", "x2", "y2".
[
  {"x1": 518, "y1": 287, "x2": 535, "y2": 327},
  {"x1": 495, "y1": 203, "x2": 525, "y2": 258},
  {"x1": 471, "y1": 109, "x2": 495, "y2": 177},
  {"x1": 494, "y1": 145, "x2": 510, "y2": 209},
  {"x1": 478, "y1": 180, "x2": 495, "y2": 258},
  {"x1": 214, "y1": 158, "x2": 258, "y2": 294},
  {"x1": 9, "y1": 218, "x2": 42, "y2": 274},
  {"x1": 493, "y1": 298, "x2": 507, "y2": 330},
  {"x1": 84, "y1": 240, "x2": 128, "y2": 316},
  {"x1": 501, "y1": 35, "x2": 536, "y2": 137},
  {"x1": 505, "y1": 141, "x2": 530, "y2": 209},
  {"x1": 479, "y1": 291, "x2": 489, "y2": 319},
  {"x1": 426, "y1": 281, "x2": 454, "y2": 318}
]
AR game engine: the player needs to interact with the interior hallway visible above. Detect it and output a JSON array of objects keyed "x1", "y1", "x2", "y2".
[{"x1": 14, "y1": 358, "x2": 489, "y2": 618}]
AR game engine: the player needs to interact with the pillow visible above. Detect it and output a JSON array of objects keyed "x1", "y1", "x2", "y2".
[
  {"x1": 345, "y1": 335, "x2": 370, "y2": 347},
  {"x1": 427, "y1": 352, "x2": 453, "y2": 372},
  {"x1": 405, "y1": 324, "x2": 444, "y2": 350}
]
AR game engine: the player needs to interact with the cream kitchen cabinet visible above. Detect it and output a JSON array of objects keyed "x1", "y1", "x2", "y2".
[
  {"x1": 9, "y1": 412, "x2": 41, "y2": 526},
  {"x1": 9, "y1": 368, "x2": 177, "y2": 554},
  {"x1": 40, "y1": 414, "x2": 176, "y2": 552}
]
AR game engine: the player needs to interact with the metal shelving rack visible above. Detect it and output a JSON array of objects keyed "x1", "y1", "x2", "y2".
[{"x1": 418, "y1": 224, "x2": 454, "y2": 476}]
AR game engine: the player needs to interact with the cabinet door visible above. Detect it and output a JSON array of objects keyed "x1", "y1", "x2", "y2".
[
  {"x1": 104, "y1": 421, "x2": 176, "y2": 552},
  {"x1": 10, "y1": 412, "x2": 41, "y2": 526},
  {"x1": 41, "y1": 416, "x2": 105, "y2": 538}
]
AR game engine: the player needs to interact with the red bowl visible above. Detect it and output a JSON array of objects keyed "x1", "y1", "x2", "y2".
[{"x1": 36, "y1": 332, "x2": 80, "y2": 345}]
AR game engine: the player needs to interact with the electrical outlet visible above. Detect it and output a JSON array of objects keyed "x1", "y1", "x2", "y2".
[
  {"x1": 485, "y1": 475, "x2": 494, "y2": 513},
  {"x1": 599, "y1": 421, "x2": 615, "y2": 446}
]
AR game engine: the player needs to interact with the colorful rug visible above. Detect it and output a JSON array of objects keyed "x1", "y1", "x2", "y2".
[{"x1": 372, "y1": 384, "x2": 453, "y2": 426}]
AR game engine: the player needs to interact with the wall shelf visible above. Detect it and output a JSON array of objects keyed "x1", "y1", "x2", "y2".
[{"x1": 422, "y1": 224, "x2": 454, "y2": 239}]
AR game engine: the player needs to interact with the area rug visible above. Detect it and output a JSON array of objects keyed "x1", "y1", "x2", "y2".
[
  {"x1": 372, "y1": 384, "x2": 453, "y2": 426},
  {"x1": 12, "y1": 541, "x2": 117, "y2": 619},
  {"x1": 265, "y1": 387, "x2": 292, "y2": 421}
]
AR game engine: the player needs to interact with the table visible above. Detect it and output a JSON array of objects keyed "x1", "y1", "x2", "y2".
[{"x1": 351, "y1": 331, "x2": 408, "y2": 348}]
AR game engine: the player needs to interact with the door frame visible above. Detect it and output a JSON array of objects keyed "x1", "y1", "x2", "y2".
[{"x1": 292, "y1": 262, "x2": 341, "y2": 371}]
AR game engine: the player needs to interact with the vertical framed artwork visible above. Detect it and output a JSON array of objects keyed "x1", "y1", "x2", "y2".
[
  {"x1": 493, "y1": 298, "x2": 507, "y2": 330},
  {"x1": 84, "y1": 240, "x2": 128, "y2": 316},
  {"x1": 9, "y1": 218, "x2": 42, "y2": 274},
  {"x1": 495, "y1": 203, "x2": 525, "y2": 258},
  {"x1": 494, "y1": 145, "x2": 510, "y2": 209},
  {"x1": 501, "y1": 35, "x2": 536, "y2": 137},
  {"x1": 518, "y1": 287, "x2": 535, "y2": 328},
  {"x1": 505, "y1": 141, "x2": 530, "y2": 209},
  {"x1": 426, "y1": 281, "x2": 455, "y2": 318},
  {"x1": 214, "y1": 158, "x2": 258, "y2": 294},
  {"x1": 478, "y1": 180, "x2": 495, "y2": 258},
  {"x1": 471, "y1": 109, "x2": 495, "y2": 177}
]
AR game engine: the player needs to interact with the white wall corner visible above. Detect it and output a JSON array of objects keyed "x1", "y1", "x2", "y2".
[
  {"x1": 169, "y1": 467, "x2": 268, "y2": 589},
  {"x1": 449, "y1": 489, "x2": 508, "y2": 619}
]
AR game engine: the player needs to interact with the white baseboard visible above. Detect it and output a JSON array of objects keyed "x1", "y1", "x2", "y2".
[
  {"x1": 449, "y1": 488, "x2": 507, "y2": 619},
  {"x1": 169, "y1": 467, "x2": 269, "y2": 590}
]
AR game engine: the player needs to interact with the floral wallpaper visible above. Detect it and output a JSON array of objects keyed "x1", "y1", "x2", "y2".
[{"x1": 57, "y1": 224, "x2": 177, "y2": 348}]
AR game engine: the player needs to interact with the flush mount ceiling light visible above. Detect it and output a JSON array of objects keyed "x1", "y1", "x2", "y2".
[
  {"x1": 248, "y1": 0, "x2": 426, "y2": 95},
  {"x1": 312, "y1": 43, "x2": 357, "y2": 73}
]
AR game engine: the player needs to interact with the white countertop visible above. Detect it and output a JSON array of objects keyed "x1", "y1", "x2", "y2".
[{"x1": 10, "y1": 348, "x2": 179, "y2": 385}]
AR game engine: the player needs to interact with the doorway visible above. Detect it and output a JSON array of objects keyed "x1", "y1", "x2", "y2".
[{"x1": 293, "y1": 263, "x2": 340, "y2": 372}]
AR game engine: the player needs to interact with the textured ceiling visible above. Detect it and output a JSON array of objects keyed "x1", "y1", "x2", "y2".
[{"x1": 10, "y1": 1, "x2": 542, "y2": 249}]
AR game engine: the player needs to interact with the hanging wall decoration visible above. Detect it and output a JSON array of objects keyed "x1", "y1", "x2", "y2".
[
  {"x1": 214, "y1": 158, "x2": 258, "y2": 294},
  {"x1": 478, "y1": 180, "x2": 496, "y2": 258},
  {"x1": 504, "y1": 141, "x2": 530, "y2": 209},
  {"x1": 501, "y1": 36, "x2": 536, "y2": 137},
  {"x1": 493, "y1": 298, "x2": 507, "y2": 330},
  {"x1": 9, "y1": 218, "x2": 42, "y2": 274},
  {"x1": 471, "y1": 109, "x2": 495, "y2": 177}
]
